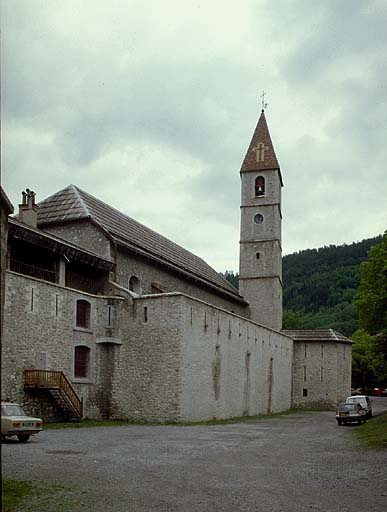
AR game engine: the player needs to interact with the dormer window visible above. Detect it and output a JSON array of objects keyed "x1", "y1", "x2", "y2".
[{"x1": 255, "y1": 176, "x2": 265, "y2": 197}]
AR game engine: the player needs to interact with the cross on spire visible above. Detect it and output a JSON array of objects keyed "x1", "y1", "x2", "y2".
[
  {"x1": 261, "y1": 91, "x2": 267, "y2": 112},
  {"x1": 252, "y1": 142, "x2": 269, "y2": 162}
]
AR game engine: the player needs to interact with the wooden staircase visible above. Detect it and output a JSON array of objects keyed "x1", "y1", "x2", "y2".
[{"x1": 24, "y1": 370, "x2": 83, "y2": 421}]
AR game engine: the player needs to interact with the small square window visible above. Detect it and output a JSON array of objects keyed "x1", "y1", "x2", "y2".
[{"x1": 303, "y1": 388, "x2": 308, "y2": 397}]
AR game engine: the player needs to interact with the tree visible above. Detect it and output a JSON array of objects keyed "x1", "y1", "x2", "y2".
[
  {"x1": 283, "y1": 309, "x2": 304, "y2": 329},
  {"x1": 354, "y1": 232, "x2": 387, "y2": 383},
  {"x1": 355, "y1": 231, "x2": 387, "y2": 336},
  {"x1": 351, "y1": 330, "x2": 380, "y2": 389},
  {"x1": 222, "y1": 271, "x2": 239, "y2": 290}
]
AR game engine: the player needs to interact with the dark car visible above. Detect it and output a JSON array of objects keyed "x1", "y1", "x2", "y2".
[
  {"x1": 346, "y1": 395, "x2": 372, "y2": 418},
  {"x1": 336, "y1": 402, "x2": 367, "y2": 426}
]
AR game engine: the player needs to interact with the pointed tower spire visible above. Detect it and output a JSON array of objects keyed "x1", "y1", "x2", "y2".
[
  {"x1": 238, "y1": 109, "x2": 283, "y2": 331},
  {"x1": 240, "y1": 110, "x2": 282, "y2": 177}
]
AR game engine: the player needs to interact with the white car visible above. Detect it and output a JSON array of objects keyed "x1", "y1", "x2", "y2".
[
  {"x1": 1, "y1": 402, "x2": 43, "y2": 442},
  {"x1": 346, "y1": 395, "x2": 372, "y2": 418}
]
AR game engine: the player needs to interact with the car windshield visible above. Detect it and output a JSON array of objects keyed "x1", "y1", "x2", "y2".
[
  {"x1": 1, "y1": 405, "x2": 26, "y2": 416},
  {"x1": 347, "y1": 397, "x2": 364, "y2": 404},
  {"x1": 338, "y1": 404, "x2": 356, "y2": 411}
]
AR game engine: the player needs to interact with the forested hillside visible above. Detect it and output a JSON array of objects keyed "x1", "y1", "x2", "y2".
[
  {"x1": 282, "y1": 236, "x2": 382, "y2": 336},
  {"x1": 222, "y1": 235, "x2": 383, "y2": 337}
]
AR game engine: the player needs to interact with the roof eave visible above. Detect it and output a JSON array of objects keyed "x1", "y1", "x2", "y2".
[{"x1": 8, "y1": 218, "x2": 113, "y2": 272}]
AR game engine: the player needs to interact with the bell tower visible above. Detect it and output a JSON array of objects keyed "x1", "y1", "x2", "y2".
[{"x1": 238, "y1": 109, "x2": 283, "y2": 330}]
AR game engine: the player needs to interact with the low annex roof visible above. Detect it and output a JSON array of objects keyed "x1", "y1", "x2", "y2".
[
  {"x1": 282, "y1": 329, "x2": 353, "y2": 344},
  {"x1": 36, "y1": 184, "x2": 245, "y2": 303}
]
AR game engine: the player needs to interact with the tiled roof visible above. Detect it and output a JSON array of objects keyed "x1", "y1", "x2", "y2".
[
  {"x1": 282, "y1": 329, "x2": 353, "y2": 344},
  {"x1": 240, "y1": 110, "x2": 282, "y2": 182},
  {"x1": 37, "y1": 185, "x2": 245, "y2": 303}
]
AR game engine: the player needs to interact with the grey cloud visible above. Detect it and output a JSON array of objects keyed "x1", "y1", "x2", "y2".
[
  {"x1": 2, "y1": 0, "x2": 386, "y2": 269},
  {"x1": 273, "y1": 0, "x2": 387, "y2": 83}
]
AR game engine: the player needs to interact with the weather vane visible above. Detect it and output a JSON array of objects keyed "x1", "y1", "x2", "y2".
[{"x1": 261, "y1": 90, "x2": 268, "y2": 111}]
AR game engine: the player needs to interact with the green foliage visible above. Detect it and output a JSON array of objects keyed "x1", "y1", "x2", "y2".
[
  {"x1": 222, "y1": 236, "x2": 383, "y2": 338},
  {"x1": 353, "y1": 413, "x2": 387, "y2": 449},
  {"x1": 2, "y1": 479, "x2": 34, "y2": 511},
  {"x1": 355, "y1": 232, "x2": 387, "y2": 336},
  {"x1": 45, "y1": 419, "x2": 135, "y2": 429},
  {"x1": 354, "y1": 232, "x2": 387, "y2": 382},
  {"x1": 222, "y1": 234, "x2": 386, "y2": 385},
  {"x1": 283, "y1": 303, "x2": 359, "y2": 336},
  {"x1": 222, "y1": 270, "x2": 239, "y2": 289},
  {"x1": 2, "y1": 479, "x2": 75, "y2": 512},
  {"x1": 282, "y1": 235, "x2": 382, "y2": 335},
  {"x1": 283, "y1": 236, "x2": 382, "y2": 282},
  {"x1": 351, "y1": 329, "x2": 380, "y2": 387}
]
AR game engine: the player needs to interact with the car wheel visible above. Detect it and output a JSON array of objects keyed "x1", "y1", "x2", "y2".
[
  {"x1": 17, "y1": 434, "x2": 30, "y2": 443},
  {"x1": 337, "y1": 420, "x2": 343, "y2": 426},
  {"x1": 357, "y1": 419, "x2": 362, "y2": 425}
]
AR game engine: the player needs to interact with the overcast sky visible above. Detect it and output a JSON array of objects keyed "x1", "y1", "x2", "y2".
[{"x1": 2, "y1": 0, "x2": 386, "y2": 272}]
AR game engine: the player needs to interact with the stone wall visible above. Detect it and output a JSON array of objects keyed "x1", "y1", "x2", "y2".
[
  {"x1": 109, "y1": 294, "x2": 183, "y2": 423},
  {"x1": 292, "y1": 341, "x2": 352, "y2": 409},
  {"x1": 1, "y1": 190, "x2": 13, "y2": 340},
  {"x1": 44, "y1": 220, "x2": 112, "y2": 261},
  {"x1": 1, "y1": 271, "x2": 126, "y2": 420},
  {"x1": 4, "y1": 272, "x2": 268, "y2": 424},
  {"x1": 4, "y1": 271, "x2": 351, "y2": 423},
  {"x1": 239, "y1": 167, "x2": 283, "y2": 331},
  {"x1": 115, "y1": 247, "x2": 247, "y2": 316},
  {"x1": 178, "y1": 295, "x2": 293, "y2": 421},
  {"x1": 43, "y1": 221, "x2": 247, "y2": 316},
  {"x1": 240, "y1": 169, "x2": 281, "y2": 209},
  {"x1": 109, "y1": 293, "x2": 293, "y2": 423}
]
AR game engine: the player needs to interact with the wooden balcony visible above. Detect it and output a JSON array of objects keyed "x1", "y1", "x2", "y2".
[{"x1": 10, "y1": 259, "x2": 56, "y2": 283}]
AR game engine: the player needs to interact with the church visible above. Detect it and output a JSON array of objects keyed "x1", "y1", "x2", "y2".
[{"x1": 1, "y1": 110, "x2": 352, "y2": 422}]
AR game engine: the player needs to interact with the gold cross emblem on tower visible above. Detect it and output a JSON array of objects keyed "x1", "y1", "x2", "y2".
[{"x1": 252, "y1": 142, "x2": 269, "y2": 162}]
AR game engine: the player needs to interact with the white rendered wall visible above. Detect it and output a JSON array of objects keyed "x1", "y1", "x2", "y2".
[
  {"x1": 292, "y1": 341, "x2": 352, "y2": 409},
  {"x1": 179, "y1": 295, "x2": 293, "y2": 421}
]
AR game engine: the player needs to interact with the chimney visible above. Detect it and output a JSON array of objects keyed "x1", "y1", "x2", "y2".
[{"x1": 18, "y1": 188, "x2": 38, "y2": 228}]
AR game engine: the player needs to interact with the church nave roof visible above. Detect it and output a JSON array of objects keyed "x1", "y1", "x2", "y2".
[{"x1": 36, "y1": 184, "x2": 246, "y2": 304}]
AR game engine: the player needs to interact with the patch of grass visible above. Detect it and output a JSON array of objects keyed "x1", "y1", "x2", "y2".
[
  {"x1": 2, "y1": 479, "x2": 76, "y2": 512},
  {"x1": 44, "y1": 408, "x2": 318, "y2": 429},
  {"x1": 173, "y1": 408, "x2": 312, "y2": 426},
  {"x1": 2, "y1": 479, "x2": 34, "y2": 512},
  {"x1": 353, "y1": 413, "x2": 387, "y2": 449},
  {"x1": 44, "y1": 418, "x2": 135, "y2": 429}
]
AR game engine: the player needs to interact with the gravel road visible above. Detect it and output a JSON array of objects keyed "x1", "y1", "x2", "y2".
[{"x1": 2, "y1": 398, "x2": 387, "y2": 512}]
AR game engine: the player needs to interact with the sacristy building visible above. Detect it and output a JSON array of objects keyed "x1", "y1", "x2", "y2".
[{"x1": 1, "y1": 110, "x2": 352, "y2": 422}]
